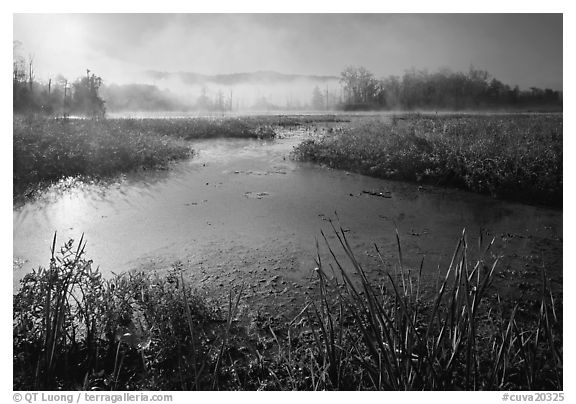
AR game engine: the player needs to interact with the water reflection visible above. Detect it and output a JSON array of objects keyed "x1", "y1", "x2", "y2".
[{"x1": 13, "y1": 135, "x2": 562, "y2": 294}]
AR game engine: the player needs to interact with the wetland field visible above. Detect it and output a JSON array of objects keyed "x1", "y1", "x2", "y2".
[{"x1": 13, "y1": 113, "x2": 563, "y2": 391}]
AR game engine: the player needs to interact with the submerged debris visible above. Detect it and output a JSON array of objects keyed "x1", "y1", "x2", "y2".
[
  {"x1": 244, "y1": 191, "x2": 270, "y2": 199},
  {"x1": 362, "y1": 189, "x2": 392, "y2": 198}
]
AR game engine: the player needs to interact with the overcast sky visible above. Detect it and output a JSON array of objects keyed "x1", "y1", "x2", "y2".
[{"x1": 13, "y1": 13, "x2": 563, "y2": 90}]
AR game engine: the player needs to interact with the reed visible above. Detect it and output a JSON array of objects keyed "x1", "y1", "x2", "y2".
[
  {"x1": 13, "y1": 230, "x2": 561, "y2": 390},
  {"x1": 294, "y1": 222, "x2": 562, "y2": 390}
]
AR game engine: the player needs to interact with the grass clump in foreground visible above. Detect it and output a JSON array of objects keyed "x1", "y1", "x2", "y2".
[
  {"x1": 13, "y1": 234, "x2": 245, "y2": 390},
  {"x1": 14, "y1": 231, "x2": 561, "y2": 390},
  {"x1": 293, "y1": 114, "x2": 562, "y2": 206},
  {"x1": 296, "y1": 226, "x2": 562, "y2": 390}
]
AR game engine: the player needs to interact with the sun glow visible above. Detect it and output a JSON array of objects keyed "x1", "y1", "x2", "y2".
[{"x1": 14, "y1": 14, "x2": 92, "y2": 81}]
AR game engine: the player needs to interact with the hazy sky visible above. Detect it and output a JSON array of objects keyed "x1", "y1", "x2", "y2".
[{"x1": 13, "y1": 13, "x2": 563, "y2": 90}]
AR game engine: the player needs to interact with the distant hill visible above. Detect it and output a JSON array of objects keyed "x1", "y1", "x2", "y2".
[{"x1": 144, "y1": 70, "x2": 340, "y2": 86}]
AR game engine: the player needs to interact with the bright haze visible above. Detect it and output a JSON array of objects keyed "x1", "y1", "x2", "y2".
[{"x1": 13, "y1": 13, "x2": 563, "y2": 109}]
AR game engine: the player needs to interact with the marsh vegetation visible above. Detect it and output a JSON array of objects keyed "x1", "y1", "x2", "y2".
[
  {"x1": 13, "y1": 232, "x2": 562, "y2": 390},
  {"x1": 13, "y1": 13, "x2": 563, "y2": 393},
  {"x1": 13, "y1": 114, "x2": 347, "y2": 200},
  {"x1": 294, "y1": 114, "x2": 562, "y2": 206},
  {"x1": 13, "y1": 111, "x2": 563, "y2": 391}
]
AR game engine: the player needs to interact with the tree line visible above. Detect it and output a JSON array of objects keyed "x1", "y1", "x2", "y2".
[
  {"x1": 337, "y1": 66, "x2": 562, "y2": 111},
  {"x1": 13, "y1": 41, "x2": 105, "y2": 117},
  {"x1": 13, "y1": 39, "x2": 561, "y2": 115}
]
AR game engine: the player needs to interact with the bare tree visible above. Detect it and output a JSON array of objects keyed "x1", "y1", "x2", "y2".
[{"x1": 28, "y1": 55, "x2": 34, "y2": 94}]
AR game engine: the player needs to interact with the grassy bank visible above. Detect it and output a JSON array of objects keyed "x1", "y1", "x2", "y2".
[
  {"x1": 13, "y1": 114, "x2": 347, "y2": 198},
  {"x1": 293, "y1": 114, "x2": 562, "y2": 206},
  {"x1": 13, "y1": 116, "x2": 193, "y2": 196},
  {"x1": 13, "y1": 232, "x2": 562, "y2": 391}
]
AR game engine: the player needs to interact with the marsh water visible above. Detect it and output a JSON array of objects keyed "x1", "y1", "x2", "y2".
[{"x1": 13, "y1": 129, "x2": 562, "y2": 305}]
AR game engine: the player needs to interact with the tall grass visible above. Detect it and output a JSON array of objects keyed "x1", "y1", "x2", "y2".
[
  {"x1": 293, "y1": 223, "x2": 562, "y2": 390},
  {"x1": 293, "y1": 114, "x2": 562, "y2": 206},
  {"x1": 13, "y1": 231, "x2": 561, "y2": 390},
  {"x1": 13, "y1": 235, "x2": 243, "y2": 390}
]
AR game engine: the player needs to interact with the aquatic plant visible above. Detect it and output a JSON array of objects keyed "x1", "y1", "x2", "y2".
[
  {"x1": 292, "y1": 223, "x2": 562, "y2": 390},
  {"x1": 13, "y1": 235, "x2": 241, "y2": 390},
  {"x1": 293, "y1": 114, "x2": 562, "y2": 206},
  {"x1": 13, "y1": 231, "x2": 562, "y2": 390}
]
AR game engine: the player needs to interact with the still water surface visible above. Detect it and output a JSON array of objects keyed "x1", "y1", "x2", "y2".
[{"x1": 13, "y1": 132, "x2": 562, "y2": 292}]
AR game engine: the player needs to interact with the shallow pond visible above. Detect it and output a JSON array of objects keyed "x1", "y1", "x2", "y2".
[{"x1": 13, "y1": 129, "x2": 562, "y2": 307}]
